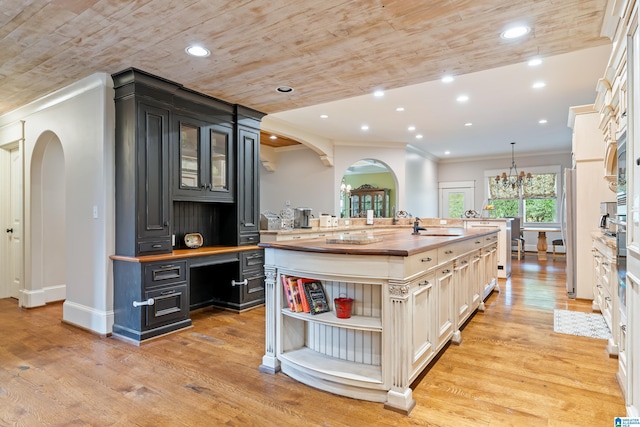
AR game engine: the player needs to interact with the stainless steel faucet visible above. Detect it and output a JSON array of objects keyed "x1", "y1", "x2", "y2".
[{"x1": 412, "y1": 218, "x2": 427, "y2": 235}]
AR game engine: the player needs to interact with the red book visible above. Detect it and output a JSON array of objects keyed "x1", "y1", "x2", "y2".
[{"x1": 296, "y1": 278, "x2": 312, "y2": 313}]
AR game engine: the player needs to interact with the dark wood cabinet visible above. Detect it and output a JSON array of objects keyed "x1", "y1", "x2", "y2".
[
  {"x1": 236, "y1": 109, "x2": 262, "y2": 244},
  {"x1": 113, "y1": 259, "x2": 191, "y2": 342},
  {"x1": 349, "y1": 185, "x2": 390, "y2": 218},
  {"x1": 172, "y1": 114, "x2": 235, "y2": 203},
  {"x1": 114, "y1": 85, "x2": 172, "y2": 257},
  {"x1": 112, "y1": 68, "x2": 265, "y2": 342}
]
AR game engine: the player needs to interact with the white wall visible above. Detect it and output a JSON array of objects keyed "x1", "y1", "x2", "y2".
[
  {"x1": 438, "y1": 150, "x2": 573, "y2": 250},
  {"x1": 0, "y1": 73, "x2": 115, "y2": 335},
  {"x1": 259, "y1": 142, "x2": 424, "y2": 219},
  {"x1": 438, "y1": 151, "x2": 573, "y2": 210},
  {"x1": 260, "y1": 146, "x2": 335, "y2": 215},
  {"x1": 405, "y1": 147, "x2": 438, "y2": 218}
]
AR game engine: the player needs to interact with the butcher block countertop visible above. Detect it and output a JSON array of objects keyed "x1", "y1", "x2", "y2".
[
  {"x1": 258, "y1": 227, "x2": 497, "y2": 257},
  {"x1": 110, "y1": 245, "x2": 260, "y2": 263}
]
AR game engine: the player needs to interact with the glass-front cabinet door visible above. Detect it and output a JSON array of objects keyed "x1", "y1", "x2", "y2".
[{"x1": 173, "y1": 115, "x2": 234, "y2": 202}]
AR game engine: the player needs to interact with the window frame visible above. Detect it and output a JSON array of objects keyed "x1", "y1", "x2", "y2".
[{"x1": 484, "y1": 165, "x2": 561, "y2": 227}]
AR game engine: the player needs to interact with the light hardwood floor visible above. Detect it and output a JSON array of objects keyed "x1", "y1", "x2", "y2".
[{"x1": 0, "y1": 256, "x2": 625, "y2": 426}]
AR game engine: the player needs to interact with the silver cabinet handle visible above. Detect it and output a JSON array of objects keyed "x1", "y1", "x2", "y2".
[
  {"x1": 231, "y1": 279, "x2": 248, "y2": 287},
  {"x1": 421, "y1": 257, "x2": 433, "y2": 262},
  {"x1": 133, "y1": 298, "x2": 155, "y2": 307}
]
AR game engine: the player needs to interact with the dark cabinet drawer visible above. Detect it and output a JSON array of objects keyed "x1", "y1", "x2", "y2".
[
  {"x1": 241, "y1": 249, "x2": 264, "y2": 271},
  {"x1": 242, "y1": 273, "x2": 265, "y2": 304},
  {"x1": 239, "y1": 233, "x2": 259, "y2": 245},
  {"x1": 144, "y1": 261, "x2": 187, "y2": 289},
  {"x1": 144, "y1": 284, "x2": 189, "y2": 329},
  {"x1": 138, "y1": 239, "x2": 172, "y2": 255}
]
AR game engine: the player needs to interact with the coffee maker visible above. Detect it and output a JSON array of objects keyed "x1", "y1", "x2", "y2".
[
  {"x1": 600, "y1": 201, "x2": 617, "y2": 235},
  {"x1": 294, "y1": 207, "x2": 312, "y2": 229}
]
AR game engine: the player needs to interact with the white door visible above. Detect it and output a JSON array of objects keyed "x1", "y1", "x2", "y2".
[
  {"x1": 439, "y1": 181, "x2": 475, "y2": 218},
  {"x1": 7, "y1": 147, "x2": 22, "y2": 298}
]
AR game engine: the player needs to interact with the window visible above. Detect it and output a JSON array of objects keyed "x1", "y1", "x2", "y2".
[{"x1": 485, "y1": 166, "x2": 560, "y2": 225}]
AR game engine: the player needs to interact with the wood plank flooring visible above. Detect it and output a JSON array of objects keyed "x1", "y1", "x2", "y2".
[{"x1": 0, "y1": 256, "x2": 626, "y2": 426}]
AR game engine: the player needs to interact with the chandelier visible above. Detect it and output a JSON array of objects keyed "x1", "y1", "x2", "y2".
[
  {"x1": 340, "y1": 178, "x2": 352, "y2": 195},
  {"x1": 495, "y1": 142, "x2": 531, "y2": 189}
]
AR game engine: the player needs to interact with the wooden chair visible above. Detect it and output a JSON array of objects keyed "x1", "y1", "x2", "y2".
[{"x1": 552, "y1": 238, "x2": 564, "y2": 260}]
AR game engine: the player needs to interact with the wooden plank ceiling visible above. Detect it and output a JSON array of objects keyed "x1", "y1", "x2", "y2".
[{"x1": 1, "y1": 0, "x2": 610, "y2": 146}]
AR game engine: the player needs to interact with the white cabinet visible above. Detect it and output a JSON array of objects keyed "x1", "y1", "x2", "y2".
[
  {"x1": 592, "y1": 234, "x2": 620, "y2": 356},
  {"x1": 464, "y1": 218, "x2": 511, "y2": 278},
  {"x1": 409, "y1": 271, "x2": 436, "y2": 380},
  {"x1": 260, "y1": 229, "x2": 499, "y2": 414},
  {"x1": 435, "y1": 262, "x2": 454, "y2": 349}
]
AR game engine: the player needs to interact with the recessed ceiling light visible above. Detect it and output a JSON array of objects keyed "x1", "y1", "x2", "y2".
[
  {"x1": 444, "y1": 151, "x2": 451, "y2": 155},
  {"x1": 320, "y1": 114, "x2": 328, "y2": 119},
  {"x1": 441, "y1": 75, "x2": 455, "y2": 83},
  {"x1": 528, "y1": 58, "x2": 542, "y2": 66},
  {"x1": 415, "y1": 134, "x2": 423, "y2": 139},
  {"x1": 276, "y1": 86, "x2": 294, "y2": 93},
  {"x1": 361, "y1": 125, "x2": 369, "y2": 131},
  {"x1": 396, "y1": 107, "x2": 405, "y2": 112},
  {"x1": 457, "y1": 95, "x2": 469, "y2": 103},
  {"x1": 532, "y1": 81, "x2": 546, "y2": 89},
  {"x1": 373, "y1": 90, "x2": 384, "y2": 97},
  {"x1": 538, "y1": 119, "x2": 548, "y2": 124},
  {"x1": 185, "y1": 45, "x2": 210, "y2": 57},
  {"x1": 464, "y1": 122, "x2": 473, "y2": 127},
  {"x1": 501, "y1": 25, "x2": 530, "y2": 40},
  {"x1": 408, "y1": 126, "x2": 416, "y2": 131}
]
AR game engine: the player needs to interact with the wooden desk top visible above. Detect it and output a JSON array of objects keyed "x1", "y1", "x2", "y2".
[{"x1": 110, "y1": 245, "x2": 260, "y2": 263}]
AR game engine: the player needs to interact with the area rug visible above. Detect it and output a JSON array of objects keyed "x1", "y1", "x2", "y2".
[{"x1": 553, "y1": 309, "x2": 611, "y2": 340}]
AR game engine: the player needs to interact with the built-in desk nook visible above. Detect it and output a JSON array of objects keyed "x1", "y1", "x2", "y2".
[
  {"x1": 110, "y1": 68, "x2": 265, "y2": 343},
  {"x1": 258, "y1": 227, "x2": 499, "y2": 414}
]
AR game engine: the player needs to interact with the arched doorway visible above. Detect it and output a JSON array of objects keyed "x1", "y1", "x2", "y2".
[
  {"x1": 340, "y1": 158, "x2": 397, "y2": 218},
  {"x1": 30, "y1": 131, "x2": 66, "y2": 303}
]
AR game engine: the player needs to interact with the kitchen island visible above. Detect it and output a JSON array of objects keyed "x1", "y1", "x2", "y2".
[{"x1": 258, "y1": 227, "x2": 499, "y2": 414}]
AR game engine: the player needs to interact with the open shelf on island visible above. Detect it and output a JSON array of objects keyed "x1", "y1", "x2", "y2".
[
  {"x1": 281, "y1": 308, "x2": 382, "y2": 331},
  {"x1": 280, "y1": 347, "x2": 383, "y2": 384}
]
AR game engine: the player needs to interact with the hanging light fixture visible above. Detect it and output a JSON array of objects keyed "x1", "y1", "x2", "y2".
[
  {"x1": 495, "y1": 142, "x2": 532, "y2": 189},
  {"x1": 340, "y1": 178, "x2": 352, "y2": 195}
]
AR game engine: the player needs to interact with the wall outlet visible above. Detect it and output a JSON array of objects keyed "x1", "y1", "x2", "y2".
[
  {"x1": 93, "y1": 205, "x2": 98, "y2": 219},
  {"x1": 440, "y1": 219, "x2": 447, "y2": 225},
  {"x1": 285, "y1": 200, "x2": 291, "y2": 206}
]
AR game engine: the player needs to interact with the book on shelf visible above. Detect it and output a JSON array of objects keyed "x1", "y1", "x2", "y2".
[
  {"x1": 296, "y1": 278, "x2": 312, "y2": 313},
  {"x1": 285, "y1": 276, "x2": 304, "y2": 312},
  {"x1": 281, "y1": 275, "x2": 297, "y2": 311},
  {"x1": 298, "y1": 279, "x2": 330, "y2": 315}
]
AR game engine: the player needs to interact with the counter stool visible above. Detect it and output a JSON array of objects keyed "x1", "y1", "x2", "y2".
[{"x1": 552, "y1": 238, "x2": 564, "y2": 260}]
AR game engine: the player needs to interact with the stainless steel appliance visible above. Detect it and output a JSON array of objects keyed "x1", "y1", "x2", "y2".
[
  {"x1": 294, "y1": 207, "x2": 312, "y2": 229},
  {"x1": 600, "y1": 201, "x2": 617, "y2": 235},
  {"x1": 561, "y1": 167, "x2": 577, "y2": 298}
]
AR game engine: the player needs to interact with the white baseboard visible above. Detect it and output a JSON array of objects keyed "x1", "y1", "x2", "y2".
[
  {"x1": 19, "y1": 284, "x2": 66, "y2": 308},
  {"x1": 19, "y1": 288, "x2": 46, "y2": 308},
  {"x1": 63, "y1": 300, "x2": 114, "y2": 336}
]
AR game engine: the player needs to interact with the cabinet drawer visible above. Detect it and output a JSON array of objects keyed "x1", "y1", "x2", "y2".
[
  {"x1": 406, "y1": 249, "x2": 438, "y2": 276},
  {"x1": 144, "y1": 283, "x2": 189, "y2": 329},
  {"x1": 437, "y1": 243, "x2": 461, "y2": 264},
  {"x1": 144, "y1": 260, "x2": 187, "y2": 289},
  {"x1": 242, "y1": 273, "x2": 265, "y2": 304},
  {"x1": 138, "y1": 239, "x2": 172, "y2": 254},
  {"x1": 242, "y1": 249, "x2": 264, "y2": 271},
  {"x1": 239, "y1": 233, "x2": 260, "y2": 245}
]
